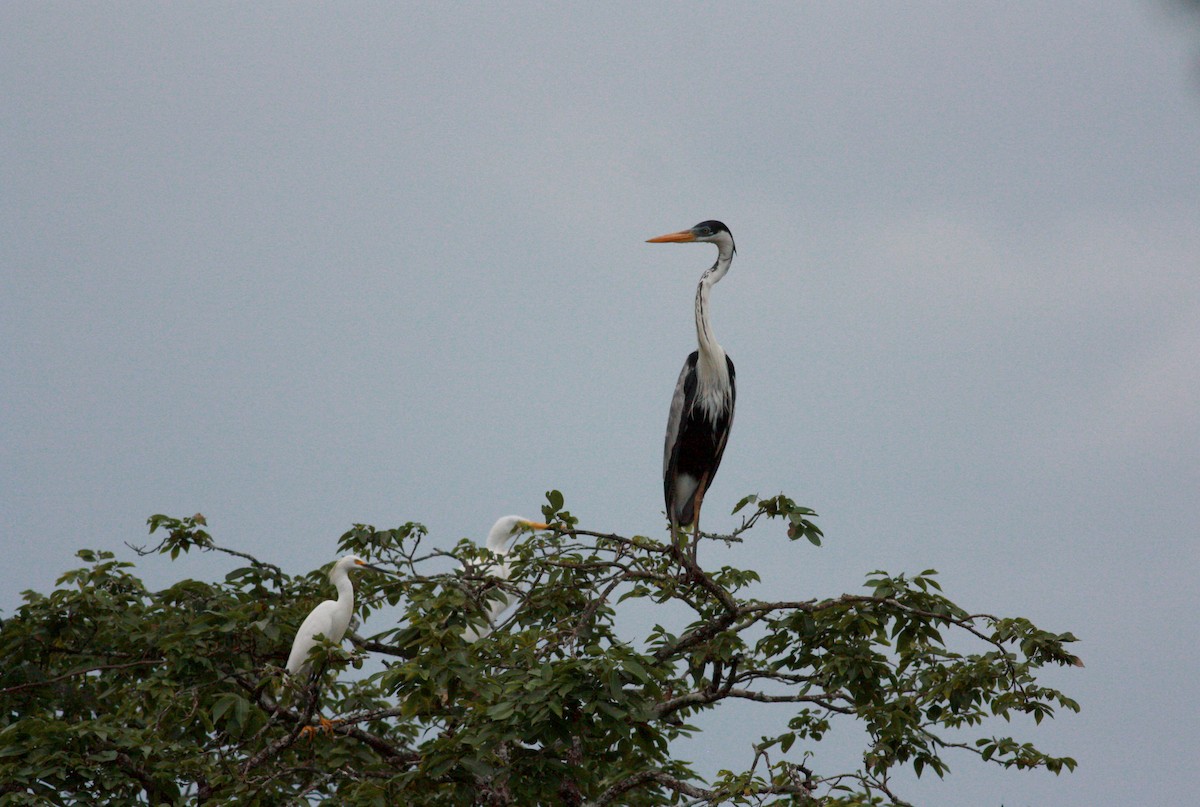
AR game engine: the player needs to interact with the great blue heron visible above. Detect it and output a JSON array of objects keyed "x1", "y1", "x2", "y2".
[{"x1": 648, "y1": 220, "x2": 737, "y2": 557}]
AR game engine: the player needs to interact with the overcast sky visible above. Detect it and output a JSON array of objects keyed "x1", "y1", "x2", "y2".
[{"x1": 3, "y1": 3, "x2": 1198, "y2": 804}]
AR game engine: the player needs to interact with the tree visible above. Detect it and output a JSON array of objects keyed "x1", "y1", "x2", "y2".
[{"x1": 0, "y1": 493, "x2": 1081, "y2": 805}]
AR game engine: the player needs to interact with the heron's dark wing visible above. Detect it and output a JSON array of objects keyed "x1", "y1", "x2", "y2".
[
  {"x1": 664, "y1": 352, "x2": 699, "y2": 519},
  {"x1": 706, "y1": 354, "x2": 736, "y2": 480},
  {"x1": 666, "y1": 353, "x2": 736, "y2": 528}
]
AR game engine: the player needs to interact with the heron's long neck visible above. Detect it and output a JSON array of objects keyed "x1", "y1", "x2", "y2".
[
  {"x1": 694, "y1": 249, "x2": 733, "y2": 368},
  {"x1": 692, "y1": 247, "x2": 734, "y2": 423}
]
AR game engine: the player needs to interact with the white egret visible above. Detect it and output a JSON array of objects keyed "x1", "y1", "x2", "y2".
[
  {"x1": 461, "y1": 515, "x2": 547, "y2": 642},
  {"x1": 648, "y1": 220, "x2": 737, "y2": 553},
  {"x1": 285, "y1": 554, "x2": 391, "y2": 677}
]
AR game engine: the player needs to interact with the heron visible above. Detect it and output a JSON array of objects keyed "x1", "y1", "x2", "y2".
[
  {"x1": 285, "y1": 554, "x2": 392, "y2": 677},
  {"x1": 648, "y1": 220, "x2": 737, "y2": 557},
  {"x1": 461, "y1": 515, "x2": 548, "y2": 642}
]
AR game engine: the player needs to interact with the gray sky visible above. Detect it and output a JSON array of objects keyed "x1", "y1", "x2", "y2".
[{"x1": 3, "y1": 3, "x2": 1198, "y2": 804}]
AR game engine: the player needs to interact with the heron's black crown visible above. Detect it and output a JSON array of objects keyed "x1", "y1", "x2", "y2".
[{"x1": 692, "y1": 220, "x2": 735, "y2": 253}]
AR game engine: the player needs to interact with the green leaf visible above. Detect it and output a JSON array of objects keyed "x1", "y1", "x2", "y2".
[
  {"x1": 732, "y1": 494, "x2": 758, "y2": 514},
  {"x1": 0, "y1": 499, "x2": 1080, "y2": 803}
]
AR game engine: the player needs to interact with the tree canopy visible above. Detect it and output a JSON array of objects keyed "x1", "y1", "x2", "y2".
[{"x1": 0, "y1": 493, "x2": 1081, "y2": 805}]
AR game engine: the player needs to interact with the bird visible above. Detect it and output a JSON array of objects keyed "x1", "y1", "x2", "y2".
[
  {"x1": 461, "y1": 515, "x2": 548, "y2": 642},
  {"x1": 285, "y1": 554, "x2": 392, "y2": 677},
  {"x1": 647, "y1": 220, "x2": 737, "y2": 557}
]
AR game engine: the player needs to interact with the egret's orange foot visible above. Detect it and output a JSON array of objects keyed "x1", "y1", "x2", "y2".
[{"x1": 299, "y1": 717, "x2": 340, "y2": 741}]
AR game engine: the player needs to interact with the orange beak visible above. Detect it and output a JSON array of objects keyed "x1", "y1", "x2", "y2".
[
  {"x1": 524, "y1": 521, "x2": 549, "y2": 531},
  {"x1": 646, "y1": 229, "x2": 696, "y2": 244}
]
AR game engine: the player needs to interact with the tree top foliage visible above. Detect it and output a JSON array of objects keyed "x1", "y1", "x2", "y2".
[{"x1": 0, "y1": 492, "x2": 1081, "y2": 805}]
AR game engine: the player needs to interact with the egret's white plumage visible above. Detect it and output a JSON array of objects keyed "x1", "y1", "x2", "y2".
[
  {"x1": 461, "y1": 515, "x2": 547, "y2": 642},
  {"x1": 286, "y1": 554, "x2": 385, "y2": 676}
]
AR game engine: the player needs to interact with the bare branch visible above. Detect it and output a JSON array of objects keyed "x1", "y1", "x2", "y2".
[{"x1": 0, "y1": 659, "x2": 163, "y2": 695}]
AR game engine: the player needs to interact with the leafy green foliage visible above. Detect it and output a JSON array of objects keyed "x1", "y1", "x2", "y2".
[{"x1": 0, "y1": 493, "x2": 1080, "y2": 805}]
